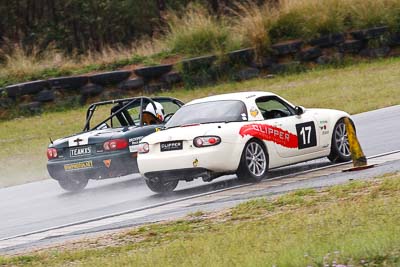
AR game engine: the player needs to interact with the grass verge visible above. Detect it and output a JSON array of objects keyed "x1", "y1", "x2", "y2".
[
  {"x1": 1, "y1": 57, "x2": 400, "y2": 187},
  {"x1": 0, "y1": 43, "x2": 172, "y2": 87},
  {"x1": 1, "y1": 173, "x2": 399, "y2": 266}
]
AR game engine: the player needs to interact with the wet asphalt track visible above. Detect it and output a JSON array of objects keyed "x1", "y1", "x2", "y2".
[{"x1": 0, "y1": 105, "x2": 399, "y2": 240}]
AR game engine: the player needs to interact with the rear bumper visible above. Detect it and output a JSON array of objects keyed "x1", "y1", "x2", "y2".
[
  {"x1": 138, "y1": 142, "x2": 243, "y2": 180},
  {"x1": 47, "y1": 151, "x2": 138, "y2": 181}
]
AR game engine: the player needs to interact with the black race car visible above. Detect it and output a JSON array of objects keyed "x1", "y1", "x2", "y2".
[{"x1": 47, "y1": 96, "x2": 184, "y2": 192}]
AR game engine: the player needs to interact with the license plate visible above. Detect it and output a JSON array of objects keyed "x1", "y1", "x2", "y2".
[
  {"x1": 70, "y1": 146, "x2": 91, "y2": 157},
  {"x1": 64, "y1": 161, "x2": 93, "y2": 171},
  {"x1": 160, "y1": 141, "x2": 183, "y2": 152}
]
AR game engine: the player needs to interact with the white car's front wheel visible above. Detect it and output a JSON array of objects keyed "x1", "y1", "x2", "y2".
[
  {"x1": 237, "y1": 139, "x2": 269, "y2": 182},
  {"x1": 328, "y1": 118, "x2": 352, "y2": 163}
]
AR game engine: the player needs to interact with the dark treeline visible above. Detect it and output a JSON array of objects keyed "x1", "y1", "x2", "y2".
[{"x1": 0, "y1": 0, "x2": 266, "y2": 54}]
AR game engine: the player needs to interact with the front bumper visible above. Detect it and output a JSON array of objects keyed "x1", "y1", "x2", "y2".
[
  {"x1": 47, "y1": 151, "x2": 138, "y2": 181},
  {"x1": 138, "y1": 141, "x2": 243, "y2": 180}
]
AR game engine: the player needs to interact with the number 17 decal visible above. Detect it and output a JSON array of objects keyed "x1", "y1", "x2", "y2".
[{"x1": 296, "y1": 121, "x2": 317, "y2": 149}]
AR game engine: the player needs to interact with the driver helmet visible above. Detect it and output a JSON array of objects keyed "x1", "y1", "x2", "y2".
[{"x1": 145, "y1": 101, "x2": 165, "y2": 121}]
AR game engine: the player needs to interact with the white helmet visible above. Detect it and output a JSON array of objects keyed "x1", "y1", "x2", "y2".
[{"x1": 145, "y1": 101, "x2": 165, "y2": 121}]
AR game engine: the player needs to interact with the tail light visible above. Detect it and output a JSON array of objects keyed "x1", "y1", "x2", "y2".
[
  {"x1": 193, "y1": 136, "x2": 221, "y2": 147},
  {"x1": 103, "y1": 139, "x2": 128, "y2": 151},
  {"x1": 47, "y1": 148, "x2": 58, "y2": 159},
  {"x1": 138, "y1": 142, "x2": 150, "y2": 154}
]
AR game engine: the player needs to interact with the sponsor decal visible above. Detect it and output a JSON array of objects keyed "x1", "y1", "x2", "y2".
[
  {"x1": 246, "y1": 94, "x2": 256, "y2": 98},
  {"x1": 239, "y1": 124, "x2": 298, "y2": 148},
  {"x1": 64, "y1": 161, "x2": 93, "y2": 171},
  {"x1": 250, "y1": 107, "x2": 259, "y2": 117},
  {"x1": 68, "y1": 132, "x2": 91, "y2": 147},
  {"x1": 129, "y1": 136, "x2": 144, "y2": 152},
  {"x1": 241, "y1": 113, "x2": 248, "y2": 121},
  {"x1": 155, "y1": 128, "x2": 161, "y2": 132},
  {"x1": 103, "y1": 159, "x2": 111, "y2": 168},
  {"x1": 129, "y1": 136, "x2": 144, "y2": 145},
  {"x1": 73, "y1": 138, "x2": 83, "y2": 146},
  {"x1": 319, "y1": 123, "x2": 329, "y2": 135},
  {"x1": 70, "y1": 146, "x2": 91, "y2": 157},
  {"x1": 160, "y1": 141, "x2": 183, "y2": 152},
  {"x1": 193, "y1": 158, "x2": 199, "y2": 167}
]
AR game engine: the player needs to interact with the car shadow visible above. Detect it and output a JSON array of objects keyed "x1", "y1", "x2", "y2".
[
  {"x1": 58, "y1": 175, "x2": 146, "y2": 197},
  {"x1": 146, "y1": 159, "x2": 333, "y2": 200},
  {"x1": 59, "y1": 159, "x2": 332, "y2": 199}
]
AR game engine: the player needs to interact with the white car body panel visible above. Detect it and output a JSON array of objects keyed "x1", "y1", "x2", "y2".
[{"x1": 138, "y1": 91, "x2": 351, "y2": 179}]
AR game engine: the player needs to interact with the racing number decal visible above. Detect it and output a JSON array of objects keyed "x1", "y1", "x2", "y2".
[{"x1": 296, "y1": 122, "x2": 317, "y2": 149}]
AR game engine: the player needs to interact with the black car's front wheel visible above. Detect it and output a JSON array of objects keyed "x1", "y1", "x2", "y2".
[
  {"x1": 58, "y1": 177, "x2": 89, "y2": 192},
  {"x1": 145, "y1": 179, "x2": 179, "y2": 193},
  {"x1": 237, "y1": 139, "x2": 269, "y2": 182}
]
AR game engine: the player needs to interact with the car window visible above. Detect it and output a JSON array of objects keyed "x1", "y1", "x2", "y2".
[
  {"x1": 111, "y1": 115, "x2": 123, "y2": 128},
  {"x1": 88, "y1": 105, "x2": 111, "y2": 128},
  {"x1": 126, "y1": 105, "x2": 141, "y2": 124},
  {"x1": 166, "y1": 100, "x2": 247, "y2": 128},
  {"x1": 256, "y1": 96, "x2": 295, "y2": 120},
  {"x1": 156, "y1": 99, "x2": 181, "y2": 115}
]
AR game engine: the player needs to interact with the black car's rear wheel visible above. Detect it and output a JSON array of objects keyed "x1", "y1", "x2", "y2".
[
  {"x1": 237, "y1": 139, "x2": 269, "y2": 182},
  {"x1": 145, "y1": 179, "x2": 179, "y2": 193},
  {"x1": 58, "y1": 177, "x2": 89, "y2": 192}
]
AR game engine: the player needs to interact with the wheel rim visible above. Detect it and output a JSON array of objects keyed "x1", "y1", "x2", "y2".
[
  {"x1": 245, "y1": 142, "x2": 267, "y2": 176},
  {"x1": 334, "y1": 122, "x2": 351, "y2": 157}
]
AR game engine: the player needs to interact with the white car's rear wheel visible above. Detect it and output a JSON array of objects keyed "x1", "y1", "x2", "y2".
[
  {"x1": 237, "y1": 139, "x2": 269, "y2": 182},
  {"x1": 145, "y1": 179, "x2": 179, "y2": 193},
  {"x1": 328, "y1": 118, "x2": 352, "y2": 163}
]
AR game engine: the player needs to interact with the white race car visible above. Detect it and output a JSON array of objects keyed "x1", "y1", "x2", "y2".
[{"x1": 137, "y1": 91, "x2": 352, "y2": 193}]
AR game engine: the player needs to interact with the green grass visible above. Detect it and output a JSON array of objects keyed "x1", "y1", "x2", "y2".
[
  {"x1": 1, "y1": 57, "x2": 400, "y2": 187},
  {"x1": 1, "y1": 173, "x2": 399, "y2": 266},
  {"x1": 0, "y1": 47, "x2": 174, "y2": 88},
  {"x1": 164, "y1": 4, "x2": 241, "y2": 56}
]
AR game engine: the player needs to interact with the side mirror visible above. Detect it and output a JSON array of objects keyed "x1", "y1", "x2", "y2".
[{"x1": 295, "y1": 106, "x2": 305, "y2": 116}]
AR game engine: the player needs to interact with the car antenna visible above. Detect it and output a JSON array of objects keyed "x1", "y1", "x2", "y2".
[{"x1": 49, "y1": 137, "x2": 54, "y2": 145}]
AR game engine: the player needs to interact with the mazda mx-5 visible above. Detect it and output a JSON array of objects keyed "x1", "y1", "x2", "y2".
[{"x1": 138, "y1": 92, "x2": 352, "y2": 193}]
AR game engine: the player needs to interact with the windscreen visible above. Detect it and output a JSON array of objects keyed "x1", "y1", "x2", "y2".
[{"x1": 165, "y1": 100, "x2": 247, "y2": 128}]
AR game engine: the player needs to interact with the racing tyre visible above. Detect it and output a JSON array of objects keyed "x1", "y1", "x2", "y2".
[
  {"x1": 328, "y1": 118, "x2": 352, "y2": 163},
  {"x1": 237, "y1": 139, "x2": 269, "y2": 182},
  {"x1": 145, "y1": 179, "x2": 179, "y2": 193},
  {"x1": 58, "y1": 177, "x2": 89, "y2": 192}
]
